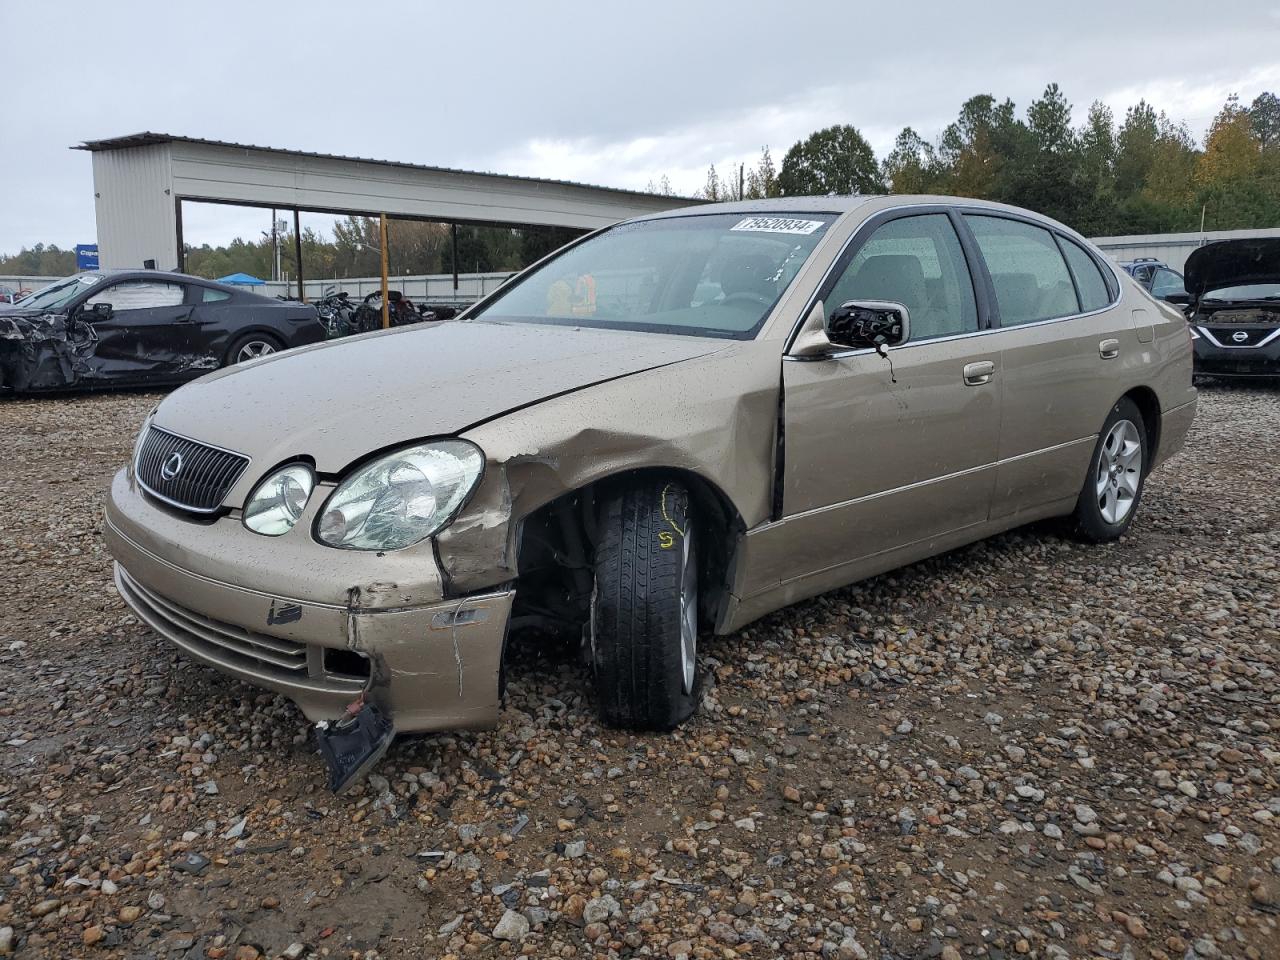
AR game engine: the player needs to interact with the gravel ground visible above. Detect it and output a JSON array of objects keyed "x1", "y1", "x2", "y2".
[{"x1": 0, "y1": 385, "x2": 1277, "y2": 960}]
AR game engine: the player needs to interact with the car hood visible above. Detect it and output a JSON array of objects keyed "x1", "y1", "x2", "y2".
[
  {"x1": 152, "y1": 319, "x2": 727, "y2": 473},
  {"x1": 0, "y1": 305, "x2": 55, "y2": 319},
  {"x1": 1184, "y1": 238, "x2": 1280, "y2": 298}
]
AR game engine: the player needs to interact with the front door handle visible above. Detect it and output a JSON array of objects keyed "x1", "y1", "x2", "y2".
[
  {"x1": 963, "y1": 360, "x2": 995, "y2": 386},
  {"x1": 1099, "y1": 338, "x2": 1120, "y2": 359}
]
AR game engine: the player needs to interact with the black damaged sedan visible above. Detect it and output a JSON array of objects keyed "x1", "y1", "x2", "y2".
[
  {"x1": 1178, "y1": 239, "x2": 1280, "y2": 381},
  {"x1": 0, "y1": 270, "x2": 324, "y2": 392}
]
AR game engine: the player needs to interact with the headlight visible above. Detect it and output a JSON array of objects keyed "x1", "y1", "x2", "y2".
[
  {"x1": 316, "y1": 440, "x2": 483, "y2": 550},
  {"x1": 244, "y1": 464, "x2": 315, "y2": 536},
  {"x1": 1189, "y1": 325, "x2": 1201, "y2": 340}
]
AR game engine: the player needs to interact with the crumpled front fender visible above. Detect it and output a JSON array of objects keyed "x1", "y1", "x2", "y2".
[{"x1": 435, "y1": 340, "x2": 783, "y2": 593}]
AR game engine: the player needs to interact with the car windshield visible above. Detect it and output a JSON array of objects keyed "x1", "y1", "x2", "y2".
[
  {"x1": 1203, "y1": 282, "x2": 1280, "y2": 302},
  {"x1": 18, "y1": 274, "x2": 103, "y2": 312},
  {"x1": 470, "y1": 212, "x2": 837, "y2": 339}
]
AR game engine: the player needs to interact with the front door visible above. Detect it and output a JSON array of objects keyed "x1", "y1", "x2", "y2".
[
  {"x1": 770, "y1": 210, "x2": 1001, "y2": 588},
  {"x1": 83, "y1": 279, "x2": 195, "y2": 381}
]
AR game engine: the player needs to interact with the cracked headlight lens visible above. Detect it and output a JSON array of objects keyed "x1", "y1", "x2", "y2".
[
  {"x1": 244, "y1": 464, "x2": 315, "y2": 536},
  {"x1": 316, "y1": 440, "x2": 483, "y2": 551}
]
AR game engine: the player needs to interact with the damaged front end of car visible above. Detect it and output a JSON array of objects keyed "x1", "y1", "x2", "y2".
[{"x1": 0, "y1": 311, "x2": 100, "y2": 391}]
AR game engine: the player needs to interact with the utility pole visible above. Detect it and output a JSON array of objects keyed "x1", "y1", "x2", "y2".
[{"x1": 738, "y1": 164, "x2": 745, "y2": 201}]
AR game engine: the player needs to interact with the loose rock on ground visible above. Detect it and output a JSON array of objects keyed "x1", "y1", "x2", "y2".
[{"x1": 0, "y1": 384, "x2": 1276, "y2": 958}]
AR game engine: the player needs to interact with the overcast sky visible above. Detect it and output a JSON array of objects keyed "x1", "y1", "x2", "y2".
[{"x1": 3, "y1": 0, "x2": 1278, "y2": 254}]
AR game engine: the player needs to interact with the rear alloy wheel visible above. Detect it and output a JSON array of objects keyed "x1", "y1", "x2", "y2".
[
  {"x1": 227, "y1": 334, "x2": 281, "y2": 366},
  {"x1": 589, "y1": 478, "x2": 700, "y2": 730},
  {"x1": 1069, "y1": 397, "x2": 1147, "y2": 542}
]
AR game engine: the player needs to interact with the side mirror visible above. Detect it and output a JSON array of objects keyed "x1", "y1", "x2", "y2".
[
  {"x1": 1160, "y1": 292, "x2": 1191, "y2": 306},
  {"x1": 89, "y1": 302, "x2": 113, "y2": 320},
  {"x1": 825, "y1": 300, "x2": 910, "y2": 351}
]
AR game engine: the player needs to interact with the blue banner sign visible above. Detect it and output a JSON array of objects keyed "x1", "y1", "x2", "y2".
[{"x1": 75, "y1": 244, "x2": 99, "y2": 271}]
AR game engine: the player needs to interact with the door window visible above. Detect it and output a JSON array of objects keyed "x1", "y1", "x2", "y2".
[
  {"x1": 87, "y1": 281, "x2": 185, "y2": 310},
  {"x1": 965, "y1": 216, "x2": 1079, "y2": 325},
  {"x1": 1059, "y1": 238, "x2": 1112, "y2": 312},
  {"x1": 202, "y1": 288, "x2": 232, "y2": 303},
  {"x1": 824, "y1": 214, "x2": 978, "y2": 341},
  {"x1": 1150, "y1": 268, "x2": 1187, "y2": 299}
]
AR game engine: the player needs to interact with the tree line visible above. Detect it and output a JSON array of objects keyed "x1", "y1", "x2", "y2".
[
  {"x1": 692, "y1": 85, "x2": 1280, "y2": 237},
  {"x1": 180, "y1": 219, "x2": 582, "y2": 283},
  {"x1": 4, "y1": 84, "x2": 1277, "y2": 280},
  {"x1": 0, "y1": 219, "x2": 582, "y2": 283}
]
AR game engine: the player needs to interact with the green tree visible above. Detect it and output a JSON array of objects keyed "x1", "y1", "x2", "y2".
[
  {"x1": 645, "y1": 175, "x2": 676, "y2": 196},
  {"x1": 1249, "y1": 91, "x2": 1280, "y2": 151},
  {"x1": 778, "y1": 124, "x2": 883, "y2": 196},
  {"x1": 1002, "y1": 83, "x2": 1082, "y2": 224},
  {"x1": 1115, "y1": 101, "x2": 1160, "y2": 197},
  {"x1": 1197, "y1": 96, "x2": 1260, "y2": 185},
  {"x1": 0, "y1": 243, "x2": 77, "y2": 276},
  {"x1": 882, "y1": 127, "x2": 938, "y2": 194},
  {"x1": 936, "y1": 95, "x2": 1025, "y2": 199},
  {"x1": 744, "y1": 146, "x2": 779, "y2": 199},
  {"x1": 700, "y1": 163, "x2": 727, "y2": 201}
]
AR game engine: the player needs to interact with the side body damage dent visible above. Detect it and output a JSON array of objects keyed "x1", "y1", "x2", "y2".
[
  {"x1": 436, "y1": 341, "x2": 783, "y2": 600},
  {"x1": 0, "y1": 311, "x2": 219, "y2": 391}
]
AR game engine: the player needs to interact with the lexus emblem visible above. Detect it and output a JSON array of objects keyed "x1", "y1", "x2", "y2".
[
  {"x1": 160, "y1": 452, "x2": 184, "y2": 481},
  {"x1": 1232, "y1": 330, "x2": 1249, "y2": 343}
]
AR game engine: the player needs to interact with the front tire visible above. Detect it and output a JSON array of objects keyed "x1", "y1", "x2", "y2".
[
  {"x1": 1069, "y1": 397, "x2": 1147, "y2": 542},
  {"x1": 590, "y1": 479, "x2": 699, "y2": 730}
]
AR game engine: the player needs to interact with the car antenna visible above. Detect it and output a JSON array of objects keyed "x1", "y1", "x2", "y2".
[{"x1": 876, "y1": 343, "x2": 897, "y2": 383}]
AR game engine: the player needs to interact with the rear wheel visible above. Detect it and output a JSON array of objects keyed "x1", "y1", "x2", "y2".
[
  {"x1": 589, "y1": 478, "x2": 699, "y2": 730},
  {"x1": 1069, "y1": 397, "x2": 1147, "y2": 542},
  {"x1": 226, "y1": 333, "x2": 282, "y2": 366}
]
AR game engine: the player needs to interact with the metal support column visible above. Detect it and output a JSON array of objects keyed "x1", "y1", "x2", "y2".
[
  {"x1": 293, "y1": 209, "x2": 305, "y2": 302},
  {"x1": 380, "y1": 213, "x2": 390, "y2": 329}
]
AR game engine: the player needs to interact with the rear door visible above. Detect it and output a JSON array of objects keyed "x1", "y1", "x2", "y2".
[
  {"x1": 771, "y1": 209, "x2": 1001, "y2": 586},
  {"x1": 959, "y1": 213, "x2": 1126, "y2": 519},
  {"x1": 83, "y1": 279, "x2": 195, "y2": 381}
]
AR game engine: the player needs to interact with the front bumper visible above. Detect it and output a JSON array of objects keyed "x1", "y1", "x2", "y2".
[
  {"x1": 104, "y1": 468, "x2": 512, "y2": 732},
  {"x1": 1192, "y1": 328, "x2": 1280, "y2": 377}
]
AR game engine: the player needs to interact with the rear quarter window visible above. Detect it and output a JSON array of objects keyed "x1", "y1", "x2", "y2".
[{"x1": 1059, "y1": 239, "x2": 1112, "y2": 312}]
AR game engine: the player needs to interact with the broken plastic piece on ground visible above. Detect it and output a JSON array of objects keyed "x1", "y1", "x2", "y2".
[
  {"x1": 315, "y1": 699, "x2": 395, "y2": 794},
  {"x1": 174, "y1": 852, "x2": 210, "y2": 875}
]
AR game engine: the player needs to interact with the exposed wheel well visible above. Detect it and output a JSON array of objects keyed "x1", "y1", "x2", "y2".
[
  {"x1": 1121, "y1": 386, "x2": 1161, "y2": 466},
  {"x1": 511, "y1": 467, "x2": 745, "y2": 636}
]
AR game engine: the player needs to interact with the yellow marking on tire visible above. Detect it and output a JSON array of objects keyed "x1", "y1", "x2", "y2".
[{"x1": 660, "y1": 483, "x2": 686, "y2": 537}]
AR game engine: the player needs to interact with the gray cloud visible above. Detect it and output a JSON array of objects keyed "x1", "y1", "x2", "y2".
[{"x1": 2, "y1": 0, "x2": 1276, "y2": 252}]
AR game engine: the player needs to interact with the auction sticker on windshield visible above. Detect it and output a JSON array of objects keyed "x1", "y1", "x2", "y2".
[{"x1": 731, "y1": 217, "x2": 826, "y2": 235}]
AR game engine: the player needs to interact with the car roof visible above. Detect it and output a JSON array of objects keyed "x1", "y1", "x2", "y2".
[
  {"x1": 91, "y1": 268, "x2": 226, "y2": 286},
  {"x1": 624, "y1": 194, "x2": 1090, "y2": 237}
]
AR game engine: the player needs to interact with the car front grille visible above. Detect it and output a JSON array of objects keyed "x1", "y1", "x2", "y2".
[
  {"x1": 1203, "y1": 327, "x2": 1276, "y2": 348},
  {"x1": 135, "y1": 426, "x2": 250, "y2": 513},
  {"x1": 115, "y1": 565, "x2": 368, "y2": 692}
]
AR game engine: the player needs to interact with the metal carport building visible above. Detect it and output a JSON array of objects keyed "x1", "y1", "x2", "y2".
[{"x1": 74, "y1": 133, "x2": 691, "y2": 284}]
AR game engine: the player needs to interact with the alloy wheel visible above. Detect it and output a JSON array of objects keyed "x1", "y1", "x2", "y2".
[
  {"x1": 1095, "y1": 419, "x2": 1142, "y2": 525},
  {"x1": 235, "y1": 340, "x2": 277, "y2": 363}
]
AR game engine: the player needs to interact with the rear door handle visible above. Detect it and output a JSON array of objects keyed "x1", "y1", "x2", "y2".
[
  {"x1": 1099, "y1": 338, "x2": 1120, "y2": 359},
  {"x1": 963, "y1": 360, "x2": 995, "y2": 386}
]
